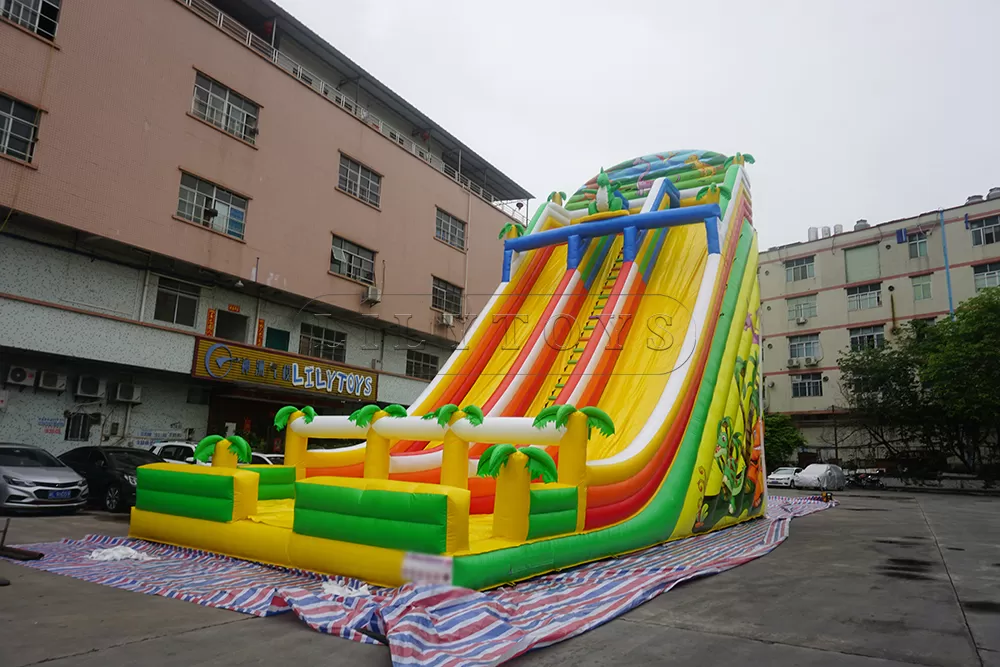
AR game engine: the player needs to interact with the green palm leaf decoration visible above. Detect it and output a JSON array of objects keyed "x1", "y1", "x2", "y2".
[
  {"x1": 484, "y1": 443, "x2": 518, "y2": 477},
  {"x1": 274, "y1": 405, "x2": 316, "y2": 430},
  {"x1": 724, "y1": 153, "x2": 756, "y2": 169},
  {"x1": 742, "y1": 153, "x2": 756, "y2": 164},
  {"x1": 696, "y1": 186, "x2": 710, "y2": 201},
  {"x1": 532, "y1": 405, "x2": 561, "y2": 429},
  {"x1": 477, "y1": 444, "x2": 499, "y2": 476},
  {"x1": 349, "y1": 404, "x2": 381, "y2": 428},
  {"x1": 554, "y1": 404, "x2": 578, "y2": 429},
  {"x1": 194, "y1": 435, "x2": 224, "y2": 463},
  {"x1": 521, "y1": 447, "x2": 558, "y2": 483},
  {"x1": 579, "y1": 406, "x2": 615, "y2": 437},
  {"x1": 422, "y1": 404, "x2": 460, "y2": 427},
  {"x1": 462, "y1": 404, "x2": 485, "y2": 426},
  {"x1": 383, "y1": 404, "x2": 408, "y2": 418},
  {"x1": 498, "y1": 222, "x2": 526, "y2": 240},
  {"x1": 226, "y1": 435, "x2": 252, "y2": 464}
]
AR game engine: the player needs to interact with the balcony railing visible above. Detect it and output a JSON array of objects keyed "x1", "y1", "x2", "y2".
[{"x1": 176, "y1": 0, "x2": 526, "y2": 223}]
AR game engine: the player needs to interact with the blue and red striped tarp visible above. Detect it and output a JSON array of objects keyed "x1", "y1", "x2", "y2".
[{"x1": 5, "y1": 495, "x2": 831, "y2": 666}]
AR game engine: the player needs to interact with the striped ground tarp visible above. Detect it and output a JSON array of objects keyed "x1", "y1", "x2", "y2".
[{"x1": 4, "y1": 495, "x2": 831, "y2": 666}]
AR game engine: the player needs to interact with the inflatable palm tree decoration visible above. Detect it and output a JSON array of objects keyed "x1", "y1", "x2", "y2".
[
  {"x1": 348, "y1": 403, "x2": 407, "y2": 428},
  {"x1": 498, "y1": 221, "x2": 526, "y2": 240},
  {"x1": 723, "y1": 152, "x2": 755, "y2": 169},
  {"x1": 547, "y1": 191, "x2": 568, "y2": 206},
  {"x1": 696, "y1": 184, "x2": 732, "y2": 202},
  {"x1": 421, "y1": 404, "x2": 485, "y2": 427},
  {"x1": 193, "y1": 435, "x2": 252, "y2": 468},
  {"x1": 273, "y1": 405, "x2": 317, "y2": 431},
  {"x1": 476, "y1": 444, "x2": 557, "y2": 482},
  {"x1": 532, "y1": 404, "x2": 615, "y2": 438}
]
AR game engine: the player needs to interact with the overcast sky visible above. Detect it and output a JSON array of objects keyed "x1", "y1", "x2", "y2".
[{"x1": 279, "y1": 0, "x2": 999, "y2": 248}]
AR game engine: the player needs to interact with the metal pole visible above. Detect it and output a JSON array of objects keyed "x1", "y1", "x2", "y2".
[
  {"x1": 832, "y1": 406, "x2": 839, "y2": 463},
  {"x1": 941, "y1": 209, "x2": 955, "y2": 318}
]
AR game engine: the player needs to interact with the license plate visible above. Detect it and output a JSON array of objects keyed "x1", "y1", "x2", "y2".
[{"x1": 49, "y1": 490, "x2": 72, "y2": 499}]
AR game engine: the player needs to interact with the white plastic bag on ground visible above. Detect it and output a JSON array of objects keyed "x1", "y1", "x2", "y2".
[
  {"x1": 322, "y1": 581, "x2": 370, "y2": 597},
  {"x1": 87, "y1": 546, "x2": 158, "y2": 562}
]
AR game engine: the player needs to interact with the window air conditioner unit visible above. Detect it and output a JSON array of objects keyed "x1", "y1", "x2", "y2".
[
  {"x1": 5, "y1": 366, "x2": 36, "y2": 388},
  {"x1": 803, "y1": 356, "x2": 818, "y2": 367},
  {"x1": 38, "y1": 371, "x2": 67, "y2": 392},
  {"x1": 76, "y1": 375, "x2": 106, "y2": 399},
  {"x1": 786, "y1": 358, "x2": 802, "y2": 368},
  {"x1": 362, "y1": 285, "x2": 382, "y2": 305},
  {"x1": 796, "y1": 316, "x2": 808, "y2": 325},
  {"x1": 438, "y1": 312, "x2": 455, "y2": 327},
  {"x1": 113, "y1": 383, "x2": 143, "y2": 404}
]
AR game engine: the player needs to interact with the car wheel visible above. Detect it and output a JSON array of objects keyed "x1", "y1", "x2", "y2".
[
  {"x1": 104, "y1": 485, "x2": 123, "y2": 513},
  {"x1": 789, "y1": 480, "x2": 795, "y2": 489}
]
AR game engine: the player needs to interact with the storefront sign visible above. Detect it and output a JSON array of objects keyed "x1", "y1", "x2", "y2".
[
  {"x1": 191, "y1": 338, "x2": 377, "y2": 400},
  {"x1": 133, "y1": 429, "x2": 185, "y2": 448},
  {"x1": 38, "y1": 416, "x2": 65, "y2": 435},
  {"x1": 205, "y1": 308, "x2": 217, "y2": 336},
  {"x1": 227, "y1": 304, "x2": 241, "y2": 313},
  {"x1": 255, "y1": 318, "x2": 265, "y2": 346}
]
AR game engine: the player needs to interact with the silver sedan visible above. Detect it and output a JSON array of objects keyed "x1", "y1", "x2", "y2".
[{"x1": 0, "y1": 443, "x2": 88, "y2": 512}]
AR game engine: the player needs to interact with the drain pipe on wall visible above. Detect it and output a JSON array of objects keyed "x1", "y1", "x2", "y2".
[
  {"x1": 941, "y1": 209, "x2": 955, "y2": 318},
  {"x1": 463, "y1": 157, "x2": 471, "y2": 322},
  {"x1": 137, "y1": 255, "x2": 152, "y2": 322}
]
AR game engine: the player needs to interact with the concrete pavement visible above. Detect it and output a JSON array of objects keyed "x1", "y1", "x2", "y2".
[{"x1": 1, "y1": 491, "x2": 997, "y2": 666}]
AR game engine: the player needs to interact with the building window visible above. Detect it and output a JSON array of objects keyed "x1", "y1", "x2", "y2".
[
  {"x1": 908, "y1": 231, "x2": 928, "y2": 258},
  {"x1": 191, "y1": 73, "x2": 259, "y2": 144},
  {"x1": 152, "y1": 278, "x2": 199, "y2": 327},
  {"x1": 330, "y1": 236, "x2": 375, "y2": 284},
  {"x1": 790, "y1": 373, "x2": 823, "y2": 398},
  {"x1": 973, "y1": 262, "x2": 1000, "y2": 292},
  {"x1": 0, "y1": 94, "x2": 40, "y2": 163},
  {"x1": 911, "y1": 274, "x2": 932, "y2": 301},
  {"x1": 406, "y1": 350, "x2": 439, "y2": 381},
  {"x1": 176, "y1": 173, "x2": 248, "y2": 240},
  {"x1": 214, "y1": 311, "x2": 248, "y2": 343},
  {"x1": 299, "y1": 323, "x2": 346, "y2": 362},
  {"x1": 849, "y1": 324, "x2": 885, "y2": 351},
  {"x1": 846, "y1": 282, "x2": 882, "y2": 311},
  {"x1": 786, "y1": 294, "x2": 817, "y2": 320},
  {"x1": 1, "y1": 0, "x2": 60, "y2": 40},
  {"x1": 788, "y1": 334, "x2": 820, "y2": 359},
  {"x1": 64, "y1": 413, "x2": 92, "y2": 442},
  {"x1": 784, "y1": 256, "x2": 814, "y2": 282},
  {"x1": 338, "y1": 154, "x2": 381, "y2": 207},
  {"x1": 432, "y1": 277, "x2": 463, "y2": 315},
  {"x1": 264, "y1": 327, "x2": 290, "y2": 351},
  {"x1": 970, "y1": 216, "x2": 1000, "y2": 247},
  {"x1": 435, "y1": 209, "x2": 466, "y2": 250}
]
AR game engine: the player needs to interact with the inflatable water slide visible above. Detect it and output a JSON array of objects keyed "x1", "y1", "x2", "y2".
[{"x1": 130, "y1": 150, "x2": 766, "y2": 591}]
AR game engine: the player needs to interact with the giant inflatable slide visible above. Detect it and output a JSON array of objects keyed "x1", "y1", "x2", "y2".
[{"x1": 130, "y1": 150, "x2": 766, "y2": 590}]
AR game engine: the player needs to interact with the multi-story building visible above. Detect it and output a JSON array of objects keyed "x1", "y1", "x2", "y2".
[
  {"x1": 0, "y1": 0, "x2": 530, "y2": 454},
  {"x1": 759, "y1": 191, "x2": 1000, "y2": 462}
]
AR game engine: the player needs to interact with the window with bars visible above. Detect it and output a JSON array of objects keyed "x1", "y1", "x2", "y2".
[
  {"x1": 788, "y1": 334, "x2": 820, "y2": 359},
  {"x1": 786, "y1": 294, "x2": 817, "y2": 320},
  {"x1": 970, "y1": 216, "x2": 1000, "y2": 247},
  {"x1": 790, "y1": 373, "x2": 823, "y2": 398},
  {"x1": 846, "y1": 282, "x2": 882, "y2": 311},
  {"x1": 0, "y1": 94, "x2": 40, "y2": 163},
  {"x1": 153, "y1": 278, "x2": 199, "y2": 327},
  {"x1": 432, "y1": 277, "x2": 463, "y2": 315},
  {"x1": 973, "y1": 262, "x2": 1000, "y2": 292},
  {"x1": 338, "y1": 154, "x2": 381, "y2": 207},
  {"x1": 849, "y1": 324, "x2": 885, "y2": 351},
  {"x1": 330, "y1": 236, "x2": 375, "y2": 284},
  {"x1": 176, "y1": 173, "x2": 248, "y2": 240},
  {"x1": 64, "y1": 413, "x2": 92, "y2": 442},
  {"x1": 911, "y1": 274, "x2": 932, "y2": 301},
  {"x1": 299, "y1": 323, "x2": 346, "y2": 362},
  {"x1": 435, "y1": 209, "x2": 466, "y2": 250},
  {"x1": 908, "y1": 231, "x2": 928, "y2": 258},
  {"x1": 784, "y1": 256, "x2": 815, "y2": 282},
  {"x1": 191, "y1": 73, "x2": 259, "y2": 144},
  {"x1": 1, "y1": 0, "x2": 60, "y2": 40},
  {"x1": 406, "y1": 349, "x2": 439, "y2": 381}
]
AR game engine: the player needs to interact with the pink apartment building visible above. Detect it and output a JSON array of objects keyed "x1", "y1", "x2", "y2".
[{"x1": 0, "y1": 0, "x2": 531, "y2": 454}]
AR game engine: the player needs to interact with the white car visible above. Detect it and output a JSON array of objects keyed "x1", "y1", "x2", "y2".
[
  {"x1": 147, "y1": 442, "x2": 274, "y2": 466},
  {"x1": 793, "y1": 463, "x2": 846, "y2": 491},
  {"x1": 766, "y1": 466, "x2": 802, "y2": 488}
]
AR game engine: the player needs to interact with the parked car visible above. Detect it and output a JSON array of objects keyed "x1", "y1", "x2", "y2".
[
  {"x1": 0, "y1": 443, "x2": 88, "y2": 512},
  {"x1": 793, "y1": 463, "x2": 846, "y2": 491},
  {"x1": 766, "y1": 466, "x2": 802, "y2": 488},
  {"x1": 263, "y1": 454, "x2": 284, "y2": 465},
  {"x1": 148, "y1": 441, "x2": 274, "y2": 466},
  {"x1": 59, "y1": 447, "x2": 163, "y2": 512}
]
